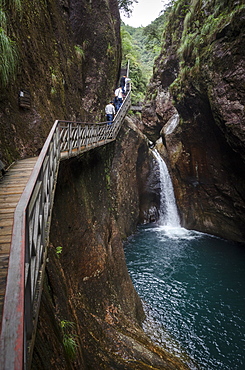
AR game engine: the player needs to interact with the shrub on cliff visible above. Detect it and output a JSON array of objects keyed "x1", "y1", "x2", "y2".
[{"x1": 0, "y1": 4, "x2": 19, "y2": 86}]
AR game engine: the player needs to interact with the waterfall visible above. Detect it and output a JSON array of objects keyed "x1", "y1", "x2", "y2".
[{"x1": 153, "y1": 150, "x2": 180, "y2": 227}]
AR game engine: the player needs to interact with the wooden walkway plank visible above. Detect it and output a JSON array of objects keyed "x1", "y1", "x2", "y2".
[
  {"x1": 0, "y1": 202, "x2": 19, "y2": 209},
  {"x1": 0, "y1": 157, "x2": 37, "y2": 324},
  {"x1": 0, "y1": 190, "x2": 26, "y2": 197},
  {"x1": 0, "y1": 179, "x2": 32, "y2": 185},
  {"x1": 7, "y1": 163, "x2": 36, "y2": 171},
  {"x1": 0, "y1": 196, "x2": 22, "y2": 205},
  {"x1": 0, "y1": 244, "x2": 11, "y2": 254},
  {"x1": 0, "y1": 212, "x2": 14, "y2": 219},
  {"x1": 0, "y1": 208, "x2": 16, "y2": 214},
  {"x1": 0, "y1": 235, "x2": 11, "y2": 244},
  {"x1": 0, "y1": 219, "x2": 14, "y2": 227},
  {"x1": 0, "y1": 187, "x2": 24, "y2": 194},
  {"x1": 0, "y1": 225, "x2": 13, "y2": 235}
]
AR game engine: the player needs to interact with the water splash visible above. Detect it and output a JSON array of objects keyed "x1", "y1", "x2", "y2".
[{"x1": 153, "y1": 150, "x2": 180, "y2": 227}]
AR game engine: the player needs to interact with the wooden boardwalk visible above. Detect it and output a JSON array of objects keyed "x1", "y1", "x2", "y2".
[
  {"x1": 1, "y1": 69, "x2": 131, "y2": 369},
  {"x1": 0, "y1": 157, "x2": 37, "y2": 323}
]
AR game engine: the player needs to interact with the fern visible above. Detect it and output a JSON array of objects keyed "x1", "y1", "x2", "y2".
[
  {"x1": 60, "y1": 320, "x2": 78, "y2": 360},
  {"x1": 0, "y1": 1, "x2": 21, "y2": 86},
  {"x1": 63, "y1": 334, "x2": 78, "y2": 359},
  {"x1": 0, "y1": 8, "x2": 7, "y2": 28},
  {"x1": 0, "y1": 27, "x2": 18, "y2": 86},
  {"x1": 74, "y1": 45, "x2": 85, "y2": 60}
]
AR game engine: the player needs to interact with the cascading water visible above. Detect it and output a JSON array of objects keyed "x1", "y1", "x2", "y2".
[{"x1": 153, "y1": 149, "x2": 180, "y2": 227}]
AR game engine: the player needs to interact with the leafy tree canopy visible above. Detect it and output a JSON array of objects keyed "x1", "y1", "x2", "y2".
[
  {"x1": 120, "y1": 1, "x2": 177, "y2": 103},
  {"x1": 118, "y1": 0, "x2": 138, "y2": 16},
  {"x1": 121, "y1": 24, "x2": 147, "y2": 104}
]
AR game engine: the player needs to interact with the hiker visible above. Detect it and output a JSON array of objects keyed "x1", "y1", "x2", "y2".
[
  {"x1": 114, "y1": 86, "x2": 123, "y2": 112},
  {"x1": 105, "y1": 101, "x2": 115, "y2": 125},
  {"x1": 125, "y1": 76, "x2": 131, "y2": 94},
  {"x1": 120, "y1": 75, "x2": 126, "y2": 94}
]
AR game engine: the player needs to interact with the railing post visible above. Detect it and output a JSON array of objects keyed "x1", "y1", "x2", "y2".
[
  {"x1": 68, "y1": 122, "x2": 72, "y2": 157},
  {"x1": 77, "y1": 124, "x2": 81, "y2": 151}
]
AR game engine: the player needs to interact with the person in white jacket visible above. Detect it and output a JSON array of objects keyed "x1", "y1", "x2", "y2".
[
  {"x1": 114, "y1": 87, "x2": 123, "y2": 112},
  {"x1": 105, "y1": 101, "x2": 115, "y2": 124}
]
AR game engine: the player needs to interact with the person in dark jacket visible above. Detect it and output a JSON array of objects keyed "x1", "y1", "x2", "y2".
[{"x1": 120, "y1": 75, "x2": 126, "y2": 94}]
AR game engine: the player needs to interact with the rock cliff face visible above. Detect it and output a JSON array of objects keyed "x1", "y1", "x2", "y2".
[
  {"x1": 142, "y1": 0, "x2": 245, "y2": 242},
  {"x1": 0, "y1": 0, "x2": 121, "y2": 166},
  {"x1": 32, "y1": 119, "x2": 189, "y2": 369}
]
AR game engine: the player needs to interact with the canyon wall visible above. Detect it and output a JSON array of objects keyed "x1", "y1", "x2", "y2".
[{"x1": 142, "y1": 0, "x2": 245, "y2": 242}]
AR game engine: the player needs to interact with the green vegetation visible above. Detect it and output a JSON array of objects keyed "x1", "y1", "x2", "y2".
[
  {"x1": 121, "y1": 24, "x2": 147, "y2": 104},
  {"x1": 0, "y1": 8, "x2": 6, "y2": 28},
  {"x1": 118, "y1": 0, "x2": 138, "y2": 16},
  {"x1": 60, "y1": 320, "x2": 78, "y2": 359},
  {"x1": 74, "y1": 45, "x2": 85, "y2": 60},
  {"x1": 0, "y1": 0, "x2": 22, "y2": 13},
  {"x1": 106, "y1": 42, "x2": 114, "y2": 57},
  {"x1": 120, "y1": 2, "x2": 173, "y2": 104},
  {"x1": 0, "y1": 0, "x2": 21, "y2": 86},
  {"x1": 122, "y1": 8, "x2": 173, "y2": 80},
  {"x1": 56, "y1": 246, "x2": 63, "y2": 257},
  {"x1": 121, "y1": 12, "x2": 169, "y2": 104},
  {"x1": 121, "y1": 0, "x2": 244, "y2": 106},
  {"x1": 0, "y1": 27, "x2": 18, "y2": 86},
  {"x1": 164, "y1": 0, "x2": 245, "y2": 102},
  {"x1": 143, "y1": 13, "x2": 167, "y2": 58}
]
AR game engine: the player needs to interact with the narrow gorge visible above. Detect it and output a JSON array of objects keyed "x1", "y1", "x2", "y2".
[{"x1": 0, "y1": 0, "x2": 244, "y2": 369}]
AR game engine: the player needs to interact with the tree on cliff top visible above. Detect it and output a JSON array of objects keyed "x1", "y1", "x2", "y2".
[{"x1": 118, "y1": 0, "x2": 138, "y2": 16}]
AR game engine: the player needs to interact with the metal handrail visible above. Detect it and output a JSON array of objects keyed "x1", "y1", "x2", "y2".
[
  {"x1": 59, "y1": 89, "x2": 131, "y2": 159},
  {"x1": 0, "y1": 121, "x2": 61, "y2": 369},
  {"x1": 0, "y1": 79, "x2": 130, "y2": 369}
]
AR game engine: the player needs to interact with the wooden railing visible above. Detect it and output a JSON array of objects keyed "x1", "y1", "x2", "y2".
[
  {"x1": 59, "y1": 88, "x2": 131, "y2": 158},
  {"x1": 0, "y1": 84, "x2": 131, "y2": 369}
]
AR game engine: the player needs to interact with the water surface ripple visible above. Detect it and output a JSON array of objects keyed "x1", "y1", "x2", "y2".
[{"x1": 124, "y1": 226, "x2": 245, "y2": 369}]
